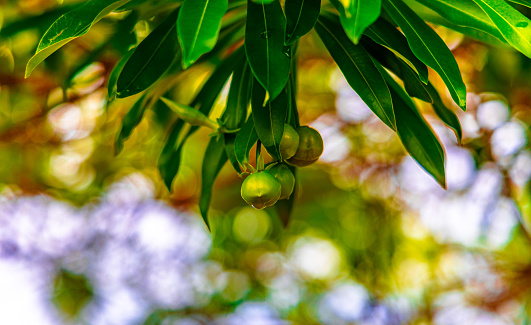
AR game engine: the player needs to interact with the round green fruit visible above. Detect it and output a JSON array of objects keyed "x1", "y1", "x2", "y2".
[
  {"x1": 268, "y1": 164, "x2": 295, "y2": 200},
  {"x1": 241, "y1": 171, "x2": 282, "y2": 209},
  {"x1": 279, "y1": 124, "x2": 300, "y2": 160},
  {"x1": 286, "y1": 126, "x2": 324, "y2": 167}
]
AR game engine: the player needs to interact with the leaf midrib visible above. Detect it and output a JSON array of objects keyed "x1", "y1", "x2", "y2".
[{"x1": 187, "y1": 0, "x2": 210, "y2": 61}]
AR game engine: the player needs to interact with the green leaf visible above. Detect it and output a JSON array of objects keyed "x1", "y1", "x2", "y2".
[
  {"x1": 329, "y1": 0, "x2": 381, "y2": 44},
  {"x1": 158, "y1": 120, "x2": 186, "y2": 191},
  {"x1": 382, "y1": 0, "x2": 467, "y2": 110},
  {"x1": 426, "y1": 82, "x2": 463, "y2": 144},
  {"x1": 25, "y1": 0, "x2": 131, "y2": 78},
  {"x1": 116, "y1": 8, "x2": 181, "y2": 98},
  {"x1": 361, "y1": 37, "x2": 432, "y2": 103},
  {"x1": 160, "y1": 97, "x2": 219, "y2": 130},
  {"x1": 234, "y1": 116, "x2": 259, "y2": 166},
  {"x1": 274, "y1": 164, "x2": 297, "y2": 227},
  {"x1": 412, "y1": 0, "x2": 503, "y2": 40},
  {"x1": 315, "y1": 14, "x2": 396, "y2": 130},
  {"x1": 284, "y1": 0, "x2": 321, "y2": 45},
  {"x1": 222, "y1": 59, "x2": 252, "y2": 130},
  {"x1": 385, "y1": 73, "x2": 446, "y2": 188},
  {"x1": 507, "y1": 0, "x2": 531, "y2": 8},
  {"x1": 471, "y1": 0, "x2": 531, "y2": 58},
  {"x1": 245, "y1": 0, "x2": 291, "y2": 103},
  {"x1": 107, "y1": 49, "x2": 134, "y2": 102},
  {"x1": 364, "y1": 18, "x2": 428, "y2": 83},
  {"x1": 200, "y1": 136, "x2": 228, "y2": 230},
  {"x1": 115, "y1": 94, "x2": 149, "y2": 154},
  {"x1": 251, "y1": 80, "x2": 288, "y2": 161},
  {"x1": 177, "y1": 0, "x2": 228, "y2": 69},
  {"x1": 224, "y1": 133, "x2": 241, "y2": 173}
]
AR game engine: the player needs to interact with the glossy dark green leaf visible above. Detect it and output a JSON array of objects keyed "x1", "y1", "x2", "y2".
[
  {"x1": 251, "y1": 81, "x2": 288, "y2": 161},
  {"x1": 116, "y1": 9, "x2": 180, "y2": 98},
  {"x1": 385, "y1": 73, "x2": 446, "y2": 188},
  {"x1": 224, "y1": 133, "x2": 241, "y2": 173},
  {"x1": 364, "y1": 18, "x2": 428, "y2": 83},
  {"x1": 158, "y1": 120, "x2": 186, "y2": 191},
  {"x1": 413, "y1": 0, "x2": 503, "y2": 40},
  {"x1": 472, "y1": 0, "x2": 531, "y2": 58},
  {"x1": 234, "y1": 117, "x2": 259, "y2": 166},
  {"x1": 284, "y1": 0, "x2": 321, "y2": 45},
  {"x1": 382, "y1": 0, "x2": 467, "y2": 110},
  {"x1": 177, "y1": 0, "x2": 228, "y2": 68},
  {"x1": 158, "y1": 48, "x2": 244, "y2": 191},
  {"x1": 222, "y1": 59, "x2": 252, "y2": 130},
  {"x1": 115, "y1": 94, "x2": 149, "y2": 154},
  {"x1": 426, "y1": 83, "x2": 463, "y2": 144},
  {"x1": 26, "y1": 0, "x2": 131, "y2": 78},
  {"x1": 315, "y1": 14, "x2": 396, "y2": 130},
  {"x1": 329, "y1": 0, "x2": 381, "y2": 44},
  {"x1": 107, "y1": 49, "x2": 134, "y2": 102},
  {"x1": 508, "y1": 0, "x2": 531, "y2": 7},
  {"x1": 361, "y1": 37, "x2": 432, "y2": 103},
  {"x1": 245, "y1": 0, "x2": 291, "y2": 103},
  {"x1": 200, "y1": 136, "x2": 228, "y2": 230}
]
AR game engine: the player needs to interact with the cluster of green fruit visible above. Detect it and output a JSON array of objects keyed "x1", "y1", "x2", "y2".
[{"x1": 241, "y1": 125, "x2": 324, "y2": 210}]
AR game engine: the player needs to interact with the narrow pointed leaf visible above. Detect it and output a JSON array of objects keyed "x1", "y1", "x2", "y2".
[
  {"x1": 108, "y1": 49, "x2": 134, "y2": 102},
  {"x1": 177, "y1": 0, "x2": 228, "y2": 68},
  {"x1": 245, "y1": 0, "x2": 291, "y2": 102},
  {"x1": 115, "y1": 94, "x2": 149, "y2": 155},
  {"x1": 361, "y1": 37, "x2": 432, "y2": 103},
  {"x1": 224, "y1": 133, "x2": 241, "y2": 173},
  {"x1": 413, "y1": 0, "x2": 503, "y2": 40},
  {"x1": 200, "y1": 136, "x2": 228, "y2": 230},
  {"x1": 426, "y1": 83, "x2": 463, "y2": 144},
  {"x1": 364, "y1": 18, "x2": 428, "y2": 83},
  {"x1": 329, "y1": 0, "x2": 381, "y2": 44},
  {"x1": 235, "y1": 117, "x2": 258, "y2": 166},
  {"x1": 158, "y1": 120, "x2": 186, "y2": 191},
  {"x1": 315, "y1": 14, "x2": 395, "y2": 130},
  {"x1": 251, "y1": 81, "x2": 288, "y2": 160},
  {"x1": 471, "y1": 0, "x2": 531, "y2": 58},
  {"x1": 25, "y1": 0, "x2": 131, "y2": 78},
  {"x1": 284, "y1": 0, "x2": 321, "y2": 45},
  {"x1": 507, "y1": 0, "x2": 531, "y2": 7},
  {"x1": 222, "y1": 59, "x2": 252, "y2": 130},
  {"x1": 385, "y1": 73, "x2": 446, "y2": 188},
  {"x1": 382, "y1": 0, "x2": 467, "y2": 110},
  {"x1": 117, "y1": 8, "x2": 180, "y2": 98}
]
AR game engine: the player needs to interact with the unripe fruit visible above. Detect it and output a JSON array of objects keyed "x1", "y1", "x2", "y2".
[
  {"x1": 286, "y1": 126, "x2": 324, "y2": 167},
  {"x1": 241, "y1": 171, "x2": 282, "y2": 209},
  {"x1": 269, "y1": 164, "x2": 295, "y2": 200},
  {"x1": 279, "y1": 124, "x2": 299, "y2": 160}
]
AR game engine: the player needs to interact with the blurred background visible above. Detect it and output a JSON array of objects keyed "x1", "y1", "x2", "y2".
[{"x1": 2, "y1": 0, "x2": 531, "y2": 324}]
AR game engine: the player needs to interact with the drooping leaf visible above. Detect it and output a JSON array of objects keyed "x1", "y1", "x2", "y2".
[
  {"x1": 116, "y1": 8, "x2": 181, "y2": 98},
  {"x1": 361, "y1": 37, "x2": 432, "y2": 103},
  {"x1": 177, "y1": 0, "x2": 228, "y2": 68},
  {"x1": 329, "y1": 0, "x2": 381, "y2": 44},
  {"x1": 364, "y1": 18, "x2": 428, "y2": 83},
  {"x1": 224, "y1": 133, "x2": 241, "y2": 173},
  {"x1": 284, "y1": 0, "x2": 321, "y2": 45},
  {"x1": 471, "y1": 0, "x2": 531, "y2": 58},
  {"x1": 315, "y1": 14, "x2": 396, "y2": 130},
  {"x1": 506, "y1": 0, "x2": 531, "y2": 8},
  {"x1": 382, "y1": 0, "x2": 467, "y2": 110},
  {"x1": 234, "y1": 116, "x2": 259, "y2": 167},
  {"x1": 158, "y1": 120, "x2": 186, "y2": 191},
  {"x1": 385, "y1": 73, "x2": 446, "y2": 188},
  {"x1": 251, "y1": 81, "x2": 288, "y2": 161},
  {"x1": 413, "y1": 0, "x2": 503, "y2": 40},
  {"x1": 200, "y1": 136, "x2": 228, "y2": 230},
  {"x1": 245, "y1": 0, "x2": 291, "y2": 103},
  {"x1": 25, "y1": 0, "x2": 131, "y2": 78},
  {"x1": 160, "y1": 97, "x2": 219, "y2": 130},
  {"x1": 426, "y1": 83, "x2": 463, "y2": 144},
  {"x1": 107, "y1": 49, "x2": 134, "y2": 102},
  {"x1": 222, "y1": 59, "x2": 252, "y2": 130},
  {"x1": 115, "y1": 94, "x2": 149, "y2": 154}
]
